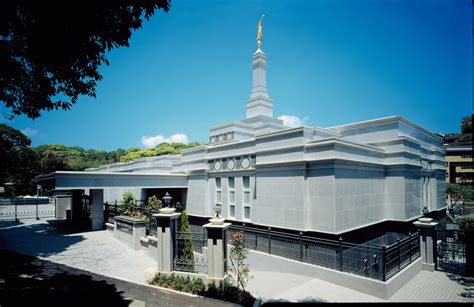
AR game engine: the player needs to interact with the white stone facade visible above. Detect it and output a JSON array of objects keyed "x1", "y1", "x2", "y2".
[{"x1": 75, "y1": 46, "x2": 445, "y2": 235}]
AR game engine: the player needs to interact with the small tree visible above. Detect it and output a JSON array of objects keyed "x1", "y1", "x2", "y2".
[
  {"x1": 118, "y1": 191, "x2": 136, "y2": 215},
  {"x1": 228, "y1": 231, "x2": 252, "y2": 301},
  {"x1": 178, "y1": 211, "x2": 195, "y2": 272},
  {"x1": 147, "y1": 195, "x2": 162, "y2": 213}
]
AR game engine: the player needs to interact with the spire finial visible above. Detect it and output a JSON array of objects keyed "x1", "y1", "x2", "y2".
[{"x1": 256, "y1": 14, "x2": 265, "y2": 48}]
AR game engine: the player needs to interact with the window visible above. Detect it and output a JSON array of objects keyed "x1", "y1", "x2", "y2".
[
  {"x1": 228, "y1": 177, "x2": 235, "y2": 218},
  {"x1": 243, "y1": 176, "x2": 250, "y2": 189},
  {"x1": 215, "y1": 177, "x2": 222, "y2": 205},
  {"x1": 242, "y1": 176, "x2": 251, "y2": 220},
  {"x1": 244, "y1": 191, "x2": 250, "y2": 204},
  {"x1": 244, "y1": 207, "x2": 251, "y2": 219}
]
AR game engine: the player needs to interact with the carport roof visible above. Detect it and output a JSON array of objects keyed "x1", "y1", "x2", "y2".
[{"x1": 36, "y1": 171, "x2": 188, "y2": 189}]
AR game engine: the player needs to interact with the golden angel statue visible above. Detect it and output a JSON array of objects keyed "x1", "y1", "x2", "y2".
[{"x1": 257, "y1": 15, "x2": 265, "y2": 47}]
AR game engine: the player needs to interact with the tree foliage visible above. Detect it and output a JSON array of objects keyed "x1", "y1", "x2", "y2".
[
  {"x1": 0, "y1": 1, "x2": 170, "y2": 119},
  {"x1": 119, "y1": 142, "x2": 203, "y2": 162},
  {"x1": 446, "y1": 183, "x2": 474, "y2": 207},
  {"x1": 461, "y1": 115, "x2": 472, "y2": 134},
  {"x1": 0, "y1": 124, "x2": 38, "y2": 195}
]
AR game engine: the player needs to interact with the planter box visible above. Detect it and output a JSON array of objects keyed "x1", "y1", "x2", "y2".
[{"x1": 114, "y1": 216, "x2": 146, "y2": 250}]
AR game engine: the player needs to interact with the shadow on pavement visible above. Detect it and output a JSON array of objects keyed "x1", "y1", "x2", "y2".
[
  {"x1": 447, "y1": 273, "x2": 474, "y2": 300},
  {"x1": 0, "y1": 220, "x2": 84, "y2": 258},
  {"x1": 0, "y1": 249, "x2": 131, "y2": 307}
]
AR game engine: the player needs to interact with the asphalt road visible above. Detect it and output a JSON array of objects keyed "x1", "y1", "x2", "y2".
[{"x1": 0, "y1": 249, "x2": 235, "y2": 307}]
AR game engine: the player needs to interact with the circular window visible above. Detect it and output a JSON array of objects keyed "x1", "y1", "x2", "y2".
[
  {"x1": 227, "y1": 159, "x2": 235, "y2": 170},
  {"x1": 241, "y1": 157, "x2": 250, "y2": 169},
  {"x1": 218, "y1": 135, "x2": 224, "y2": 142},
  {"x1": 214, "y1": 161, "x2": 222, "y2": 171}
]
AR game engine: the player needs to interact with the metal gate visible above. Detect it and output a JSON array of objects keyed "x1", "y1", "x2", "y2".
[
  {"x1": 173, "y1": 231, "x2": 208, "y2": 274},
  {"x1": 436, "y1": 229, "x2": 466, "y2": 275}
]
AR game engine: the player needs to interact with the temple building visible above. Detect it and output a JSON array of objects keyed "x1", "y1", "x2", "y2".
[{"x1": 37, "y1": 24, "x2": 446, "y2": 236}]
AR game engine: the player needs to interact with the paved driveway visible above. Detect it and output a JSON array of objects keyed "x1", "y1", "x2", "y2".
[{"x1": 0, "y1": 219, "x2": 156, "y2": 284}]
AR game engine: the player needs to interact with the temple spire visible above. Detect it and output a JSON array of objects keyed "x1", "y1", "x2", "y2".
[{"x1": 246, "y1": 15, "x2": 273, "y2": 119}]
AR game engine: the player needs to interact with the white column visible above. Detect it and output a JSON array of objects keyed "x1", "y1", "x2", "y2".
[{"x1": 90, "y1": 189, "x2": 104, "y2": 231}]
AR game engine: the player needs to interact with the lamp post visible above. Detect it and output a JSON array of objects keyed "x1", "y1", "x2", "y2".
[
  {"x1": 162, "y1": 192, "x2": 172, "y2": 208},
  {"x1": 422, "y1": 206, "x2": 429, "y2": 216},
  {"x1": 214, "y1": 203, "x2": 222, "y2": 218}
]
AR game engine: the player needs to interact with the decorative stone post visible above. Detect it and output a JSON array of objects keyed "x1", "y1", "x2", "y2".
[
  {"x1": 203, "y1": 217, "x2": 231, "y2": 287},
  {"x1": 153, "y1": 211, "x2": 181, "y2": 273},
  {"x1": 413, "y1": 217, "x2": 438, "y2": 272}
]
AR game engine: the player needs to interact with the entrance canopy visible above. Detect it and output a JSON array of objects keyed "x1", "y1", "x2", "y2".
[{"x1": 36, "y1": 171, "x2": 188, "y2": 192}]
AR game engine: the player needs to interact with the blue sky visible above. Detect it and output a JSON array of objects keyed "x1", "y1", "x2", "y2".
[{"x1": 2, "y1": 0, "x2": 472, "y2": 151}]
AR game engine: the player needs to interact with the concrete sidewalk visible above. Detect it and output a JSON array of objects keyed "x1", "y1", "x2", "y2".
[{"x1": 246, "y1": 250, "x2": 473, "y2": 303}]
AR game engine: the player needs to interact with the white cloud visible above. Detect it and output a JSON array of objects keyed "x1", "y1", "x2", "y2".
[
  {"x1": 141, "y1": 133, "x2": 189, "y2": 148},
  {"x1": 21, "y1": 127, "x2": 39, "y2": 138},
  {"x1": 278, "y1": 115, "x2": 310, "y2": 128}
]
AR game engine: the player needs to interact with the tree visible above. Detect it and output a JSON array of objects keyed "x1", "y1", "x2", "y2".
[
  {"x1": 447, "y1": 183, "x2": 474, "y2": 206},
  {"x1": 178, "y1": 211, "x2": 195, "y2": 272},
  {"x1": 0, "y1": 1, "x2": 170, "y2": 119},
  {"x1": 228, "y1": 231, "x2": 252, "y2": 301},
  {"x1": 0, "y1": 123, "x2": 37, "y2": 195}
]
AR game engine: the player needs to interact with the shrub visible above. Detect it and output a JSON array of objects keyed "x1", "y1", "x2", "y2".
[
  {"x1": 118, "y1": 192, "x2": 136, "y2": 215},
  {"x1": 191, "y1": 277, "x2": 206, "y2": 294},
  {"x1": 148, "y1": 273, "x2": 255, "y2": 305},
  {"x1": 147, "y1": 195, "x2": 162, "y2": 213}
]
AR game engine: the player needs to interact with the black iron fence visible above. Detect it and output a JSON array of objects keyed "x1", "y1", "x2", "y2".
[
  {"x1": 104, "y1": 200, "x2": 158, "y2": 236},
  {"x1": 227, "y1": 225, "x2": 420, "y2": 281},
  {"x1": 383, "y1": 233, "x2": 420, "y2": 280},
  {"x1": 435, "y1": 229, "x2": 467, "y2": 275},
  {"x1": 173, "y1": 231, "x2": 208, "y2": 274}
]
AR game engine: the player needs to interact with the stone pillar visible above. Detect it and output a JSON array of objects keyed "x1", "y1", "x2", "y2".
[
  {"x1": 90, "y1": 189, "x2": 104, "y2": 231},
  {"x1": 203, "y1": 222, "x2": 232, "y2": 287},
  {"x1": 153, "y1": 212, "x2": 181, "y2": 273},
  {"x1": 413, "y1": 217, "x2": 438, "y2": 272},
  {"x1": 70, "y1": 189, "x2": 83, "y2": 221}
]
